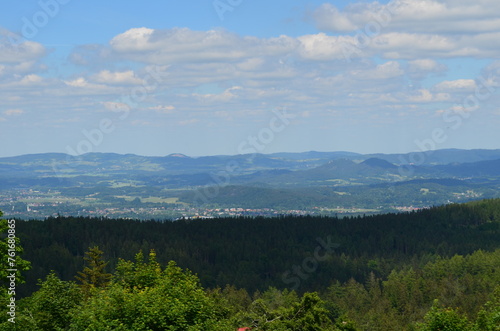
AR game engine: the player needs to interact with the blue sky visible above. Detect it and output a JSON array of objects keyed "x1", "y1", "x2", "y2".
[{"x1": 1, "y1": 0, "x2": 499, "y2": 157}]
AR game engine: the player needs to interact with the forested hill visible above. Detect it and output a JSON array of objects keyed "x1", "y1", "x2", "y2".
[{"x1": 14, "y1": 198, "x2": 500, "y2": 299}]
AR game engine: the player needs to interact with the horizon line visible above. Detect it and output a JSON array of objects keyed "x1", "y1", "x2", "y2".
[{"x1": 1, "y1": 147, "x2": 500, "y2": 159}]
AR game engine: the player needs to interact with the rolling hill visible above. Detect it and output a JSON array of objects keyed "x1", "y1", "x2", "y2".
[{"x1": 1, "y1": 149, "x2": 499, "y2": 219}]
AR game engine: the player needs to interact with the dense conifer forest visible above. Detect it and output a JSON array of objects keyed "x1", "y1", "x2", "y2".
[{"x1": 1, "y1": 198, "x2": 500, "y2": 329}]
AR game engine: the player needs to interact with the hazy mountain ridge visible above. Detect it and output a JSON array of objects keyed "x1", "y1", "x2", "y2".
[
  {"x1": 2, "y1": 149, "x2": 500, "y2": 189},
  {"x1": 1, "y1": 149, "x2": 500, "y2": 219},
  {"x1": 3, "y1": 148, "x2": 500, "y2": 176}
]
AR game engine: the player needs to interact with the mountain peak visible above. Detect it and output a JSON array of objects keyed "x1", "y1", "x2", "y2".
[
  {"x1": 361, "y1": 158, "x2": 397, "y2": 169},
  {"x1": 167, "y1": 153, "x2": 190, "y2": 158}
]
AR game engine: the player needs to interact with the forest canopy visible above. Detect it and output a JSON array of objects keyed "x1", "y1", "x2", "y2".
[{"x1": 1, "y1": 199, "x2": 500, "y2": 330}]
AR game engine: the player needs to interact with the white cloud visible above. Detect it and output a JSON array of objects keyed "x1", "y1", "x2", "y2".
[
  {"x1": 109, "y1": 27, "x2": 156, "y2": 52},
  {"x1": 311, "y1": 4, "x2": 359, "y2": 32},
  {"x1": 0, "y1": 29, "x2": 45, "y2": 63},
  {"x1": 237, "y1": 58, "x2": 265, "y2": 71},
  {"x1": 407, "y1": 59, "x2": 447, "y2": 80},
  {"x1": 407, "y1": 89, "x2": 450, "y2": 103},
  {"x1": 351, "y1": 61, "x2": 404, "y2": 80},
  {"x1": 64, "y1": 78, "x2": 117, "y2": 95},
  {"x1": 109, "y1": 27, "x2": 296, "y2": 64},
  {"x1": 65, "y1": 77, "x2": 88, "y2": 88},
  {"x1": 194, "y1": 86, "x2": 242, "y2": 103},
  {"x1": 406, "y1": 59, "x2": 448, "y2": 81},
  {"x1": 149, "y1": 105, "x2": 175, "y2": 114},
  {"x1": 18, "y1": 74, "x2": 43, "y2": 86},
  {"x1": 93, "y1": 70, "x2": 144, "y2": 85},
  {"x1": 408, "y1": 59, "x2": 442, "y2": 72},
  {"x1": 371, "y1": 33, "x2": 464, "y2": 59},
  {"x1": 434, "y1": 79, "x2": 477, "y2": 91},
  {"x1": 297, "y1": 33, "x2": 353, "y2": 61}
]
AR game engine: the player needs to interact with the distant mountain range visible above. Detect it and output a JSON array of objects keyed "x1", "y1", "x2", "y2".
[
  {"x1": 1, "y1": 148, "x2": 499, "y2": 219},
  {"x1": 2, "y1": 148, "x2": 500, "y2": 176}
]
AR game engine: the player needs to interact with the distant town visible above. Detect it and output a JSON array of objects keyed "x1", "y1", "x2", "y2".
[{"x1": 1, "y1": 188, "x2": 429, "y2": 220}]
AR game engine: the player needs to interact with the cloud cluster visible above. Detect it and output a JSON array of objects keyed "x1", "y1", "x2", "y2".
[
  {"x1": 312, "y1": 0, "x2": 500, "y2": 34},
  {"x1": 108, "y1": 27, "x2": 297, "y2": 64},
  {"x1": 2, "y1": 1, "x2": 500, "y2": 156},
  {"x1": 0, "y1": 29, "x2": 46, "y2": 85},
  {"x1": 0, "y1": 29, "x2": 45, "y2": 63},
  {"x1": 310, "y1": 0, "x2": 500, "y2": 59}
]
